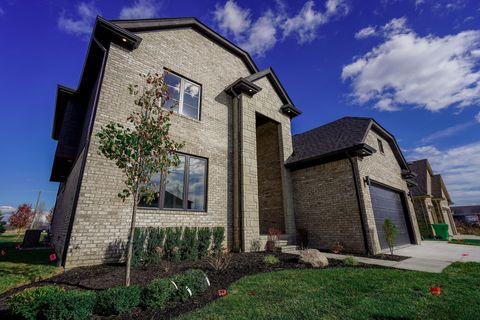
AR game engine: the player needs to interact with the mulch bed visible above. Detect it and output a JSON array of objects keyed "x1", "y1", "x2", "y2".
[
  {"x1": 324, "y1": 250, "x2": 409, "y2": 262},
  {"x1": 0, "y1": 252, "x2": 387, "y2": 320}
]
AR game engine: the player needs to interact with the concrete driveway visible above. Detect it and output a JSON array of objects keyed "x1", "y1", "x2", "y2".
[{"x1": 394, "y1": 240, "x2": 480, "y2": 263}]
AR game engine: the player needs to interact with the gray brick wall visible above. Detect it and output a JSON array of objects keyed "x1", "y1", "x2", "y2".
[
  {"x1": 291, "y1": 159, "x2": 366, "y2": 253},
  {"x1": 63, "y1": 28, "x2": 253, "y2": 267}
]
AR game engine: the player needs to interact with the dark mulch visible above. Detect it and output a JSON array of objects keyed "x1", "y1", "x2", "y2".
[{"x1": 0, "y1": 252, "x2": 387, "y2": 320}]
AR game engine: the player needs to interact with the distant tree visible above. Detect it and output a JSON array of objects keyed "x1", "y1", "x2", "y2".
[
  {"x1": 9, "y1": 204, "x2": 34, "y2": 230},
  {"x1": 96, "y1": 72, "x2": 183, "y2": 286},
  {"x1": 0, "y1": 210, "x2": 6, "y2": 234}
]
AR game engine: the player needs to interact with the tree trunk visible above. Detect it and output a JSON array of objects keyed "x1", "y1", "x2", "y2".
[{"x1": 125, "y1": 191, "x2": 139, "y2": 287}]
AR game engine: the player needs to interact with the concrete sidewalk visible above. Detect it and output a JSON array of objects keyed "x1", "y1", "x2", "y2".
[{"x1": 323, "y1": 241, "x2": 480, "y2": 273}]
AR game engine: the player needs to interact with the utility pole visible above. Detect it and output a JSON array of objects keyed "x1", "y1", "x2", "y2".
[{"x1": 29, "y1": 191, "x2": 42, "y2": 229}]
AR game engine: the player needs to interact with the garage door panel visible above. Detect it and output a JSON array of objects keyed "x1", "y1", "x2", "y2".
[{"x1": 369, "y1": 184, "x2": 412, "y2": 250}]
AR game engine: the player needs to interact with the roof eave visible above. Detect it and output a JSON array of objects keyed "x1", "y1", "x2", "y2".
[{"x1": 52, "y1": 85, "x2": 76, "y2": 140}]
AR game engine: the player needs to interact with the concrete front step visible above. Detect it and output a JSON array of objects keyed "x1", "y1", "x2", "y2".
[
  {"x1": 259, "y1": 234, "x2": 292, "y2": 241},
  {"x1": 277, "y1": 245, "x2": 299, "y2": 254}
]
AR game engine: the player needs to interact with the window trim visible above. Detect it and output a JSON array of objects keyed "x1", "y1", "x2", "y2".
[
  {"x1": 377, "y1": 138, "x2": 385, "y2": 154},
  {"x1": 163, "y1": 68, "x2": 202, "y2": 121},
  {"x1": 139, "y1": 152, "x2": 208, "y2": 213}
]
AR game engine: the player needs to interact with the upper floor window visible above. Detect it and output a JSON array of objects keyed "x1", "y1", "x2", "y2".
[
  {"x1": 139, "y1": 154, "x2": 208, "y2": 212},
  {"x1": 377, "y1": 138, "x2": 385, "y2": 154},
  {"x1": 163, "y1": 71, "x2": 201, "y2": 120}
]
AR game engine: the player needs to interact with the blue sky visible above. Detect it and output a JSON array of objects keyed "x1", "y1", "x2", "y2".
[{"x1": 1, "y1": 0, "x2": 479, "y2": 213}]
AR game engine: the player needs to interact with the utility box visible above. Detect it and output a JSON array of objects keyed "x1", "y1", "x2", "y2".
[{"x1": 432, "y1": 224, "x2": 449, "y2": 240}]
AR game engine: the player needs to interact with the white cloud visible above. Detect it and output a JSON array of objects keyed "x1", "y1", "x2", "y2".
[
  {"x1": 343, "y1": 17, "x2": 480, "y2": 112},
  {"x1": 58, "y1": 2, "x2": 99, "y2": 37},
  {"x1": 408, "y1": 142, "x2": 480, "y2": 205},
  {"x1": 283, "y1": 0, "x2": 349, "y2": 43},
  {"x1": 476, "y1": 112, "x2": 480, "y2": 123},
  {"x1": 214, "y1": 0, "x2": 251, "y2": 39},
  {"x1": 421, "y1": 121, "x2": 477, "y2": 143},
  {"x1": 241, "y1": 11, "x2": 278, "y2": 56},
  {"x1": 213, "y1": 0, "x2": 349, "y2": 56},
  {"x1": 0, "y1": 205, "x2": 16, "y2": 222},
  {"x1": 120, "y1": 0, "x2": 160, "y2": 19},
  {"x1": 355, "y1": 26, "x2": 377, "y2": 39}
]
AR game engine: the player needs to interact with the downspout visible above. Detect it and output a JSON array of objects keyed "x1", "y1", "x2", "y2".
[
  {"x1": 230, "y1": 87, "x2": 243, "y2": 252},
  {"x1": 61, "y1": 37, "x2": 108, "y2": 267},
  {"x1": 346, "y1": 153, "x2": 372, "y2": 255}
]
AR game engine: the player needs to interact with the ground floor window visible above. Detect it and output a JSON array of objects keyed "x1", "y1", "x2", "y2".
[{"x1": 139, "y1": 154, "x2": 207, "y2": 212}]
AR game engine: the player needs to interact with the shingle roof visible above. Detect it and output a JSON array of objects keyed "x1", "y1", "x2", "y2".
[
  {"x1": 286, "y1": 117, "x2": 373, "y2": 165},
  {"x1": 409, "y1": 159, "x2": 429, "y2": 196}
]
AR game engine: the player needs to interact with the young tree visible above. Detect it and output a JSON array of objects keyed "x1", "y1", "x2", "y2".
[
  {"x1": 96, "y1": 72, "x2": 183, "y2": 286},
  {"x1": 383, "y1": 218, "x2": 398, "y2": 255},
  {"x1": 9, "y1": 204, "x2": 34, "y2": 240},
  {"x1": 0, "y1": 210, "x2": 6, "y2": 234}
]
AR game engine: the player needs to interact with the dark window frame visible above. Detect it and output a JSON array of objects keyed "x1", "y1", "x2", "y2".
[
  {"x1": 377, "y1": 138, "x2": 385, "y2": 154},
  {"x1": 163, "y1": 68, "x2": 203, "y2": 121},
  {"x1": 138, "y1": 153, "x2": 208, "y2": 213}
]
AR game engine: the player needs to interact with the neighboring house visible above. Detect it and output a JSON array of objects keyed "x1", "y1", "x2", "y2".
[
  {"x1": 286, "y1": 117, "x2": 421, "y2": 254},
  {"x1": 409, "y1": 159, "x2": 457, "y2": 238},
  {"x1": 49, "y1": 16, "x2": 419, "y2": 268},
  {"x1": 452, "y1": 206, "x2": 480, "y2": 224}
]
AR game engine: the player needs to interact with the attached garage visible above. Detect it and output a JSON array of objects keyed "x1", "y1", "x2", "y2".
[{"x1": 369, "y1": 183, "x2": 413, "y2": 249}]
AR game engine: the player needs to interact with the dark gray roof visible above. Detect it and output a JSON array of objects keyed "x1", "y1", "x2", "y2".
[
  {"x1": 432, "y1": 174, "x2": 452, "y2": 203},
  {"x1": 409, "y1": 159, "x2": 429, "y2": 196},
  {"x1": 452, "y1": 206, "x2": 480, "y2": 215},
  {"x1": 286, "y1": 117, "x2": 372, "y2": 165}
]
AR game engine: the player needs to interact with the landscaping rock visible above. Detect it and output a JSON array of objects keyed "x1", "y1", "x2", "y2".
[{"x1": 298, "y1": 249, "x2": 329, "y2": 268}]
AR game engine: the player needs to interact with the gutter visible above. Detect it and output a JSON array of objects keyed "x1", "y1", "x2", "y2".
[{"x1": 346, "y1": 152, "x2": 373, "y2": 255}]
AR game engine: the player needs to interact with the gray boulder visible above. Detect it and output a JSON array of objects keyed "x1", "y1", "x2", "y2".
[{"x1": 298, "y1": 249, "x2": 329, "y2": 268}]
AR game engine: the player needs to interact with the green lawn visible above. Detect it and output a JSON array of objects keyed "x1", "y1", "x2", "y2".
[
  {"x1": 181, "y1": 263, "x2": 480, "y2": 320},
  {"x1": 0, "y1": 232, "x2": 62, "y2": 294},
  {"x1": 449, "y1": 238, "x2": 480, "y2": 246}
]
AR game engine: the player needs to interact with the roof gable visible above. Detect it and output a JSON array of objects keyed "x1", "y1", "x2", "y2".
[
  {"x1": 287, "y1": 117, "x2": 409, "y2": 170},
  {"x1": 110, "y1": 17, "x2": 259, "y2": 74}
]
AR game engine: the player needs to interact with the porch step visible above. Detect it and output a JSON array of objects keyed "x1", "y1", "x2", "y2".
[
  {"x1": 259, "y1": 234, "x2": 292, "y2": 241},
  {"x1": 278, "y1": 245, "x2": 299, "y2": 255}
]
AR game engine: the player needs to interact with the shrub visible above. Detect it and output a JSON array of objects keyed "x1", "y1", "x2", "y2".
[
  {"x1": 212, "y1": 227, "x2": 225, "y2": 255},
  {"x1": 383, "y1": 218, "x2": 398, "y2": 255},
  {"x1": 207, "y1": 249, "x2": 232, "y2": 271},
  {"x1": 145, "y1": 227, "x2": 165, "y2": 265},
  {"x1": 132, "y1": 227, "x2": 147, "y2": 267},
  {"x1": 266, "y1": 227, "x2": 281, "y2": 252},
  {"x1": 197, "y1": 227, "x2": 212, "y2": 259},
  {"x1": 95, "y1": 285, "x2": 141, "y2": 315},
  {"x1": 9, "y1": 286, "x2": 64, "y2": 320},
  {"x1": 164, "y1": 227, "x2": 182, "y2": 261},
  {"x1": 344, "y1": 256, "x2": 359, "y2": 266},
  {"x1": 264, "y1": 254, "x2": 280, "y2": 265},
  {"x1": 181, "y1": 227, "x2": 198, "y2": 260},
  {"x1": 9, "y1": 286, "x2": 96, "y2": 320},
  {"x1": 170, "y1": 269, "x2": 208, "y2": 302},
  {"x1": 142, "y1": 278, "x2": 177, "y2": 311},
  {"x1": 43, "y1": 289, "x2": 96, "y2": 320},
  {"x1": 331, "y1": 241, "x2": 344, "y2": 254}
]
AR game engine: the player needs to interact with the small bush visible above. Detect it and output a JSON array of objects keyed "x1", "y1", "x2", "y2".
[
  {"x1": 264, "y1": 254, "x2": 280, "y2": 265},
  {"x1": 95, "y1": 285, "x2": 141, "y2": 315},
  {"x1": 212, "y1": 227, "x2": 225, "y2": 255},
  {"x1": 9, "y1": 286, "x2": 64, "y2": 320},
  {"x1": 142, "y1": 278, "x2": 177, "y2": 311},
  {"x1": 383, "y1": 219, "x2": 398, "y2": 255},
  {"x1": 170, "y1": 269, "x2": 208, "y2": 302},
  {"x1": 331, "y1": 241, "x2": 344, "y2": 254},
  {"x1": 344, "y1": 256, "x2": 359, "y2": 266},
  {"x1": 132, "y1": 227, "x2": 147, "y2": 267},
  {"x1": 207, "y1": 249, "x2": 232, "y2": 271},
  {"x1": 43, "y1": 289, "x2": 96, "y2": 320},
  {"x1": 181, "y1": 227, "x2": 198, "y2": 260},
  {"x1": 197, "y1": 227, "x2": 212, "y2": 259},
  {"x1": 164, "y1": 227, "x2": 182, "y2": 262},
  {"x1": 145, "y1": 227, "x2": 165, "y2": 265}
]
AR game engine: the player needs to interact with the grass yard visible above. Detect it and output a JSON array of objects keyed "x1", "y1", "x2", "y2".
[
  {"x1": 0, "y1": 232, "x2": 62, "y2": 294},
  {"x1": 181, "y1": 262, "x2": 480, "y2": 320},
  {"x1": 449, "y1": 238, "x2": 480, "y2": 246}
]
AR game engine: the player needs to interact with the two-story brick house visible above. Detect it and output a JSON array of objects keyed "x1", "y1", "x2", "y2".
[{"x1": 50, "y1": 16, "x2": 419, "y2": 268}]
